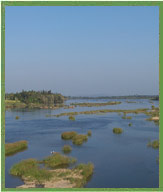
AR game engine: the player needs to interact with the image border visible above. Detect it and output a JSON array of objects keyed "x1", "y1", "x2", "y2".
[{"x1": 1, "y1": 1, "x2": 162, "y2": 191}]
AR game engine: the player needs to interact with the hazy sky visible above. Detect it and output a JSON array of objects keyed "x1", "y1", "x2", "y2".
[{"x1": 5, "y1": 6, "x2": 159, "y2": 96}]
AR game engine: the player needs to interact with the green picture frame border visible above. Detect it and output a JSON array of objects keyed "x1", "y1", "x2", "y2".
[{"x1": 1, "y1": 1, "x2": 162, "y2": 191}]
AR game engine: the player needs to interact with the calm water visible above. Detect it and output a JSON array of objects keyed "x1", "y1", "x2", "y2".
[{"x1": 5, "y1": 99, "x2": 159, "y2": 188}]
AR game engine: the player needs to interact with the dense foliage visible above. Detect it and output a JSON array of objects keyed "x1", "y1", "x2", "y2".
[{"x1": 5, "y1": 90, "x2": 65, "y2": 106}]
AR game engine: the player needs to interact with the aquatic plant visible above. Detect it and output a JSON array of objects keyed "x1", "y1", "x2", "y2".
[
  {"x1": 69, "y1": 116, "x2": 75, "y2": 121},
  {"x1": 10, "y1": 158, "x2": 53, "y2": 183},
  {"x1": 53, "y1": 108, "x2": 149, "y2": 117},
  {"x1": 61, "y1": 131, "x2": 77, "y2": 140},
  {"x1": 5, "y1": 140, "x2": 28, "y2": 156},
  {"x1": 70, "y1": 101, "x2": 121, "y2": 107},
  {"x1": 41, "y1": 152, "x2": 76, "y2": 169},
  {"x1": 72, "y1": 134, "x2": 88, "y2": 145},
  {"x1": 15, "y1": 116, "x2": 20, "y2": 120},
  {"x1": 122, "y1": 116, "x2": 132, "y2": 120},
  {"x1": 113, "y1": 128, "x2": 123, "y2": 134},
  {"x1": 128, "y1": 123, "x2": 132, "y2": 126},
  {"x1": 87, "y1": 130, "x2": 92, "y2": 136},
  {"x1": 62, "y1": 145, "x2": 72, "y2": 154},
  {"x1": 147, "y1": 140, "x2": 159, "y2": 149}
]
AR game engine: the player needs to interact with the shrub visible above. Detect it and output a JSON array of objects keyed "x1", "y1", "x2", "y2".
[
  {"x1": 62, "y1": 145, "x2": 72, "y2": 154},
  {"x1": 87, "y1": 130, "x2": 92, "y2": 136},
  {"x1": 5, "y1": 140, "x2": 28, "y2": 156},
  {"x1": 113, "y1": 128, "x2": 123, "y2": 134},
  {"x1": 61, "y1": 131, "x2": 77, "y2": 140}
]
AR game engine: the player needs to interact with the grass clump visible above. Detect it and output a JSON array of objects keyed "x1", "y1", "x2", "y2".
[
  {"x1": 5, "y1": 140, "x2": 28, "y2": 156},
  {"x1": 70, "y1": 163, "x2": 94, "y2": 187},
  {"x1": 41, "y1": 152, "x2": 76, "y2": 169},
  {"x1": 122, "y1": 116, "x2": 132, "y2": 119},
  {"x1": 128, "y1": 123, "x2": 132, "y2": 127},
  {"x1": 113, "y1": 128, "x2": 123, "y2": 134},
  {"x1": 147, "y1": 140, "x2": 159, "y2": 149},
  {"x1": 69, "y1": 116, "x2": 75, "y2": 121},
  {"x1": 61, "y1": 131, "x2": 77, "y2": 140},
  {"x1": 10, "y1": 159, "x2": 52, "y2": 183},
  {"x1": 62, "y1": 145, "x2": 72, "y2": 154},
  {"x1": 72, "y1": 134, "x2": 88, "y2": 145},
  {"x1": 15, "y1": 116, "x2": 20, "y2": 120},
  {"x1": 87, "y1": 130, "x2": 92, "y2": 136}
]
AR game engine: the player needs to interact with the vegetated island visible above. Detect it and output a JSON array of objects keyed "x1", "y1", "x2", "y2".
[
  {"x1": 70, "y1": 101, "x2": 121, "y2": 107},
  {"x1": 48, "y1": 107, "x2": 159, "y2": 124},
  {"x1": 5, "y1": 140, "x2": 28, "y2": 156},
  {"x1": 10, "y1": 152, "x2": 94, "y2": 188},
  {"x1": 5, "y1": 90, "x2": 65, "y2": 109}
]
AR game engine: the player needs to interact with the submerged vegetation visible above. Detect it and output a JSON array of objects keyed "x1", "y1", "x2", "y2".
[
  {"x1": 5, "y1": 90, "x2": 65, "y2": 109},
  {"x1": 147, "y1": 140, "x2": 159, "y2": 149},
  {"x1": 5, "y1": 140, "x2": 28, "y2": 156},
  {"x1": 62, "y1": 145, "x2": 72, "y2": 154},
  {"x1": 113, "y1": 128, "x2": 123, "y2": 134},
  {"x1": 70, "y1": 101, "x2": 121, "y2": 107}
]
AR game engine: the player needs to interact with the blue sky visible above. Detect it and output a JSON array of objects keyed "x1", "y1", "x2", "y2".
[{"x1": 5, "y1": 6, "x2": 159, "y2": 96}]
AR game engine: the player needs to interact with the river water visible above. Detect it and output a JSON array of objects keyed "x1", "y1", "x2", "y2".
[{"x1": 5, "y1": 99, "x2": 159, "y2": 188}]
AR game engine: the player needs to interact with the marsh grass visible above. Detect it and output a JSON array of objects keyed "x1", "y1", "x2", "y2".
[
  {"x1": 62, "y1": 145, "x2": 72, "y2": 154},
  {"x1": 61, "y1": 131, "x2": 77, "y2": 140},
  {"x1": 41, "y1": 153, "x2": 76, "y2": 169},
  {"x1": 87, "y1": 130, "x2": 92, "y2": 136},
  {"x1": 68, "y1": 163, "x2": 94, "y2": 187},
  {"x1": 70, "y1": 101, "x2": 121, "y2": 107},
  {"x1": 15, "y1": 116, "x2": 20, "y2": 120},
  {"x1": 113, "y1": 128, "x2": 123, "y2": 134},
  {"x1": 72, "y1": 134, "x2": 88, "y2": 145},
  {"x1": 147, "y1": 140, "x2": 159, "y2": 149},
  {"x1": 5, "y1": 140, "x2": 28, "y2": 156},
  {"x1": 53, "y1": 108, "x2": 149, "y2": 117},
  {"x1": 10, "y1": 159, "x2": 53, "y2": 183},
  {"x1": 69, "y1": 116, "x2": 75, "y2": 121},
  {"x1": 122, "y1": 116, "x2": 132, "y2": 120}
]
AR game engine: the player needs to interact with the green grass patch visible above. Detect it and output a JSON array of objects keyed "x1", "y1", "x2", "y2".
[
  {"x1": 61, "y1": 131, "x2": 77, "y2": 140},
  {"x1": 122, "y1": 116, "x2": 132, "y2": 119},
  {"x1": 69, "y1": 116, "x2": 75, "y2": 121},
  {"x1": 62, "y1": 145, "x2": 72, "y2": 154},
  {"x1": 41, "y1": 152, "x2": 76, "y2": 169},
  {"x1": 70, "y1": 162, "x2": 94, "y2": 187},
  {"x1": 10, "y1": 158, "x2": 53, "y2": 183},
  {"x1": 5, "y1": 140, "x2": 28, "y2": 156},
  {"x1": 113, "y1": 128, "x2": 123, "y2": 134},
  {"x1": 70, "y1": 101, "x2": 121, "y2": 107},
  {"x1": 53, "y1": 108, "x2": 149, "y2": 117},
  {"x1": 72, "y1": 134, "x2": 88, "y2": 145},
  {"x1": 147, "y1": 140, "x2": 159, "y2": 149}
]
